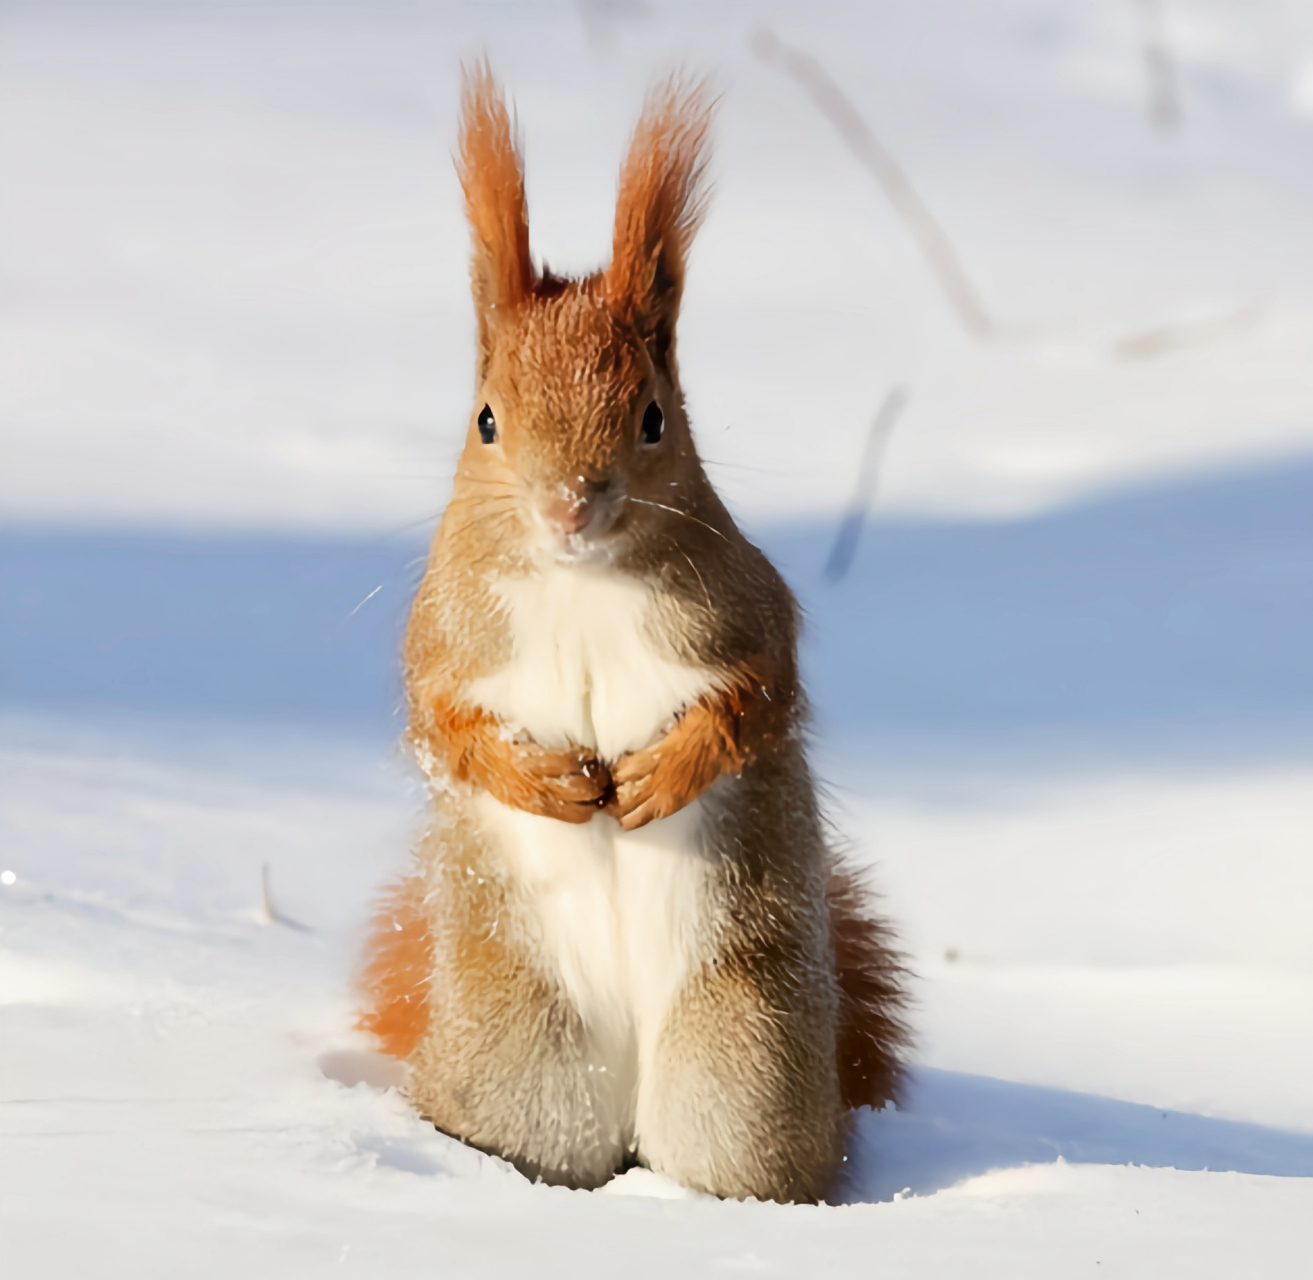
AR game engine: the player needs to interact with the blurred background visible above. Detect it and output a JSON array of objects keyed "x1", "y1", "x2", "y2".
[{"x1": 2, "y1": 0, "x2": 1313, "y2": 1239}]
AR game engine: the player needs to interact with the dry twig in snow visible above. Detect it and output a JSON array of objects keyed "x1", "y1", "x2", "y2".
[{"x1": 752, "y1": 28, "x2": 999, "y2": 341}]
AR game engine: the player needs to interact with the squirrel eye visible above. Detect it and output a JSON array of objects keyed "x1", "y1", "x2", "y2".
[
  {"x1": 477, "y1": 404, "x2": 497, "y2": 445},
  {"x1": 640, "y1": 400, "x2": 664, "y2": 445}
]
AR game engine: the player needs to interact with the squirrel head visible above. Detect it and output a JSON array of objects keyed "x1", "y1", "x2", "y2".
[{"x1": 452, "y1": 62, "x2": 716, "y2": 566}]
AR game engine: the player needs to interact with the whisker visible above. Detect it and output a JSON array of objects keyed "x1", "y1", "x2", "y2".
[
  {"x1": 626, "y1": 497, "x2": 731, "y2": 544},
  {"x1": 349, "y1": 584, "x2": 384, "y2": 617},
  {"x1": 432, "y1": 506, "x2": 523, "y2": 552},
  {"x1": 456, "y1": 476, "x2": 521, "y2": 493},
  {"x1": 668, "y1": 537, "x2": 713, "y2": 614}
]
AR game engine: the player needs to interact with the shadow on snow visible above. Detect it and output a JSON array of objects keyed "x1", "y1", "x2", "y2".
[{"x1": 841, "y1": 1068, "x2": 1313, "y2": 1203}]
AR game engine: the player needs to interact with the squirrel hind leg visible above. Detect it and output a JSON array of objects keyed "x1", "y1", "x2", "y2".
[
  {"x1": 827, "y1": 859, "x2": 912, "y2": 1111},
  {"x1": 357, "y1": 873, "x2": 433, "y2": 1060},
  {"x1": 636, "y1": 959, "x2": 847, "y2": 1203}
]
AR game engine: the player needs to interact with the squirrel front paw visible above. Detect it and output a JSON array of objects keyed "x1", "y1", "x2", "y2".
[
  {"x1": 607, "y1": 696, "x2": 757, "y2": 830},
  {"x1": 492, "y1": 739, "x2": 613, "y2": 823},
  {"x1": 605, "y1": 743, "x2": 669, "y2": 830},
  {"x1": 606, "y1": 734, "x2": 722, "y2": 832}
]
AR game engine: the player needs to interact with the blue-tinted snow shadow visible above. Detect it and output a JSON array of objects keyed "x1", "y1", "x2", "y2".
[
  {"x1": 0, "y1": 527, "x2": 421, "y2": 739},
  {"x1": 756, "y1": 453, "x2": 1313, "y2": 759},
  {"x1": 4, "y1": 455, "x2": 1311, "y2": 760},
  {"x1": 840, "y1": 1068, "x2": 1313, "y2": 1203}
]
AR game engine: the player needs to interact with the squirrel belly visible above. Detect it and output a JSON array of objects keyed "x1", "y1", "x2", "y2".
[
  {"x1": 469, "y1": 562, "x2": 723, "y2": 1142},
  {"x1": 469, "y1": 783, "x2": 716, "y2": 1161}
]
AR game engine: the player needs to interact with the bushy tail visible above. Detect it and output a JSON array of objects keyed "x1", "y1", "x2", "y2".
[
  {"x1": 827, "y1": 858, "x2": 911, "y2": 1110},
  {"x1": 357, "y1": 874, "x2": 433, "y2": 1059}
]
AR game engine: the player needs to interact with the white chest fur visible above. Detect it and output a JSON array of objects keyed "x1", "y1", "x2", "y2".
[
  {"x1": 465, "y1": 565, "x2": 721, "y2": 1137},
  {"x1": 465, "y1": 563, "x2": 716, "y2": 760}
]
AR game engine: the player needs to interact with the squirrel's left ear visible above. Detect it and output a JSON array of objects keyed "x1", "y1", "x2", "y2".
[
  {"x1": 605, "y1": 76, "x2": 714, "y2": 372},
  {"x1": 457, "y1": 60, "x2": 535, "y2": 374}
]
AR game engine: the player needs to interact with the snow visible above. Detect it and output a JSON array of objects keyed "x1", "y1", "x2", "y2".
[
  {"x1": 6, "y1": 1, "x2": 1313, "y2": 529},
  {"x1": 4, "y1": 0, "x2": 1313, "y2": 1273},
  {"x1": 2, "y1": 722, "x2": 1312, "y2": 1277}
]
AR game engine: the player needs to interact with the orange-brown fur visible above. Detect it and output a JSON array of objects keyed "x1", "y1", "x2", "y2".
[
  {"x1": 415, "y1": 697, "x2": 611, "y2": 823},
  {"x1": 358, "y1": 62, "x2": 908, "y2": 1202},
  {"x1": 358, "y1": 875, "x2": 432, "y2": 1059}
]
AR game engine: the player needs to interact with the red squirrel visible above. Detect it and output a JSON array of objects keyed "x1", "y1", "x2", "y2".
[{"x1": 360, "y1": 63, "x2": 908, "y2": 1203}]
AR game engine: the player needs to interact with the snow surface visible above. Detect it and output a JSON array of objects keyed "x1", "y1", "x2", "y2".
[{"x1": 4, "y1": 0, "x2": 1313, "y2": 1274}]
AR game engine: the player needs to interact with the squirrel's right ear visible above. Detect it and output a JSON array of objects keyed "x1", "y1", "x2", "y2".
[
  {"x1": 606, "y1": 76, "x2": 714, "y2": 372},
  {"x1": 457, "y1": 61, "x2": 534, "y2": 371}
]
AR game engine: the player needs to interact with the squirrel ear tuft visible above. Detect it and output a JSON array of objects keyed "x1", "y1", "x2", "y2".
[
  {"x1": 457, "y1": 60, "x2": 534, "y2": 368},
  {"x1": 605, "y1": 75, "x2": 714, "y2": 370}
]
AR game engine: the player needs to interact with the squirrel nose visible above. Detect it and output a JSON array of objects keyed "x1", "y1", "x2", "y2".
[
  {"x1": 544, "y1": 493, "x2": 594, "y2": 536},
  {"x1": 542, "y1": 479, "x2": 616, "y2": 538}
]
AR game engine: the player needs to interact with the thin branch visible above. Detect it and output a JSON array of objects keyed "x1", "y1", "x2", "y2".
[
  {"x1": 752, "y1": 28, "x2": 999, "y2": 341},
  {"x1": 748, "y1": 27, "x2": 1262, "y2": 366}
]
